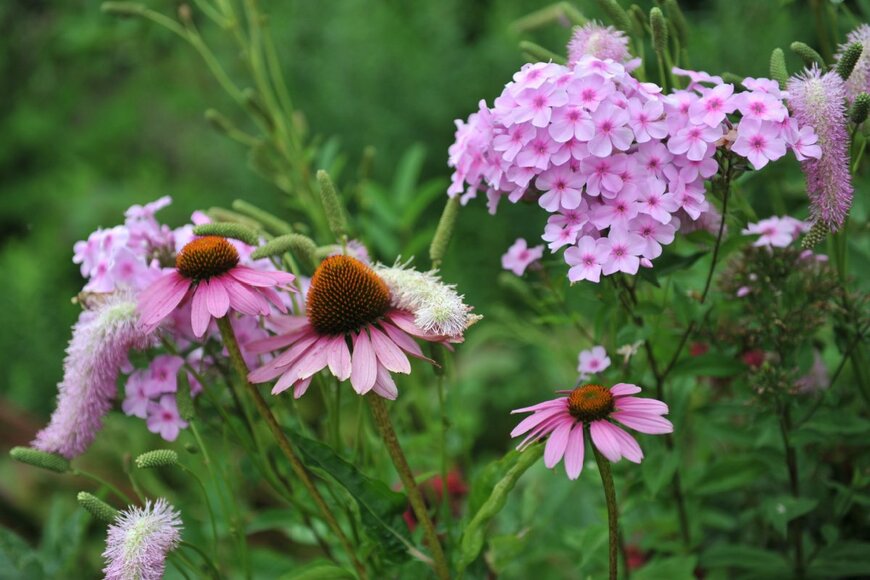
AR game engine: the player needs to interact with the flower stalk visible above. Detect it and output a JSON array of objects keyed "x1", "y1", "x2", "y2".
[
  {"x1": 367, "y1": 395, "x2": 450, "y2": 580},
  {"x1": 592, "y1": 443, "x2": 619, "y2": 580},
  {"x1": 215, "y1": 316, "x2": 367, "y2": 579}
]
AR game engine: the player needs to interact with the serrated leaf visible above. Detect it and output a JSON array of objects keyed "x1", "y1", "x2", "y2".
[{"x1": 289, "y1": 430, "x2": 411, "y2": 562}]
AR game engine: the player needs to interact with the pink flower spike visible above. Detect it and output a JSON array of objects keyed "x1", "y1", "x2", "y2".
[
  {"x1": 731, "y1": 119, "x2": 787, "y2": 170},
  {"x1": 502, "y1": 238, "x2": 544, "y2": 275},
  {"x1": 510, "y1": 382, "x2": 672, "y2": 480}
]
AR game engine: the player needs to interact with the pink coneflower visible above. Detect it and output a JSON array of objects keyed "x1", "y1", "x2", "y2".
[
  {"x1": 567, "y1": 22, "x2": 631, "y2": 66},
  {"x1": 32, "y1": 291, "x2": 153, "y2": 459},
  {"x1": 787, "y1": 66, "x2": 854, "y2": 231},
  {"x1": 138, "y1": 236, "x2": 295, "y2": 337},
  {"x1": 248, "y1": 256, "x2": 461, "y2": 400},
  {"x1": 102, "y1": 498, "x2": 182, "y2": 580},
  {"x1": 511, "y1": 383, "x2": 672, "y2": 479}
]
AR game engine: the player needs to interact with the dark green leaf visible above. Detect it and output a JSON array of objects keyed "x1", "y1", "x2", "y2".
[
  {"x1": 701, "y1": 544, "x2": 789, "y2": 574},
  {"x1": 277, "y1": 560, "x2": 356, "y2": 580},
  {"x1": 762, "y1": 496, "x2": 817, "y2": 537},
  {"x1": 670, "y1": 353, "x2": 745, "y2": 378}
]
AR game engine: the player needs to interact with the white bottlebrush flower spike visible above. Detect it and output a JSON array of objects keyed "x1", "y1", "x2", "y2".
[{"x1": 374, "y1": 261, "x2": 481, "y2": 337}]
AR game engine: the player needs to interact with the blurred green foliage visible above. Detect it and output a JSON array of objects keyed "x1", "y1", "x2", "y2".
[{"x1": 1, "y1": 0, "x2": 869, "y2": 578}]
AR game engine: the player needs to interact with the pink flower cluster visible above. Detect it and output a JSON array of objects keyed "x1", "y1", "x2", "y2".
[
  {"x1": 577, "y1": 345, "x2": 611, "y2": 379},
  {"x1": 447, "y1": 58, "x2": 820, "y2": 283}
]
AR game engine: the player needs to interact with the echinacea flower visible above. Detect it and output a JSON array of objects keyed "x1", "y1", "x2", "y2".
[
  {"x1": 248, "y1": 256, "x2": 468, "y2": 399},
  {"x1": 32, "y1": 291, "x2": 153, "y2": 459},
  {"x1": 102, "y1": 498, "x2": 182, "y2": 580},
  {"x1": 138, "y1": 236, "x2": 296, "y2": 337},
  {"x1": 511, "y1": 383, "x2": 672, "y2": 479}
]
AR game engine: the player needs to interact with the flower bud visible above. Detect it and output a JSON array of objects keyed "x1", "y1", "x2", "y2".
[
  {"x1": 135, "y1": 450, "x2": 179, "y2": 469},
  {"x1": 316, "y1": 170, "x2": 348, "y2": 240},
  {"x1": 850, "y1": 92, "x2": 870, "y2": 125},
  {"x1": 595, "y1": 0, "x2": 633, "y2": 33},
  {"x1": 204, "y1": 109, "x2": 236, "y2": 137},
  {"x1": 77, "y1": 491, "x2": 119, "y2": 523},
  {"x1": 251, "y1": 233, "x2": 318, "y2": 270},
  {"x1": 769, "y1": 48, "x2": 789, "y2": 89},
  {"x1": 791, "y1": 41, "x2": 826, "y2": 70},
  {"x1": 801, "y1": 220, "x2": 829, "y2": 249},
  {"x1": 10, "y1": 447, "x2": 70, "y2": 473},
  {"x1": 662, "y1": 0, "x2": 687, "y2": 45},
  {"x1": 650, "y1": 7, "x2": 668, "y2": 56},
  {"x1": 835, "y1": 42, "x2": 864, "y2": 81},
  {"x1": 193, "y1": 223, "x2": 260, "y2": 246}
]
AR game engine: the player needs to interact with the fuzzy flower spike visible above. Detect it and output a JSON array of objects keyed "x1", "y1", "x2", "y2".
[
  {"x1": 248, "y1": 255, "x2": 474, "y2": 399},
  {"x1": 511, "y1": 383, "x2": 672, "y2": 480},
  {"x1": 102, "y1": 498, "x2": 182, "y2": 580},
  {"x1": 787, "y1": 66, "x2": 854, "y2": 231},
  {"x1": 138, "y1": 235, "x2": 296, "y2": 337}
]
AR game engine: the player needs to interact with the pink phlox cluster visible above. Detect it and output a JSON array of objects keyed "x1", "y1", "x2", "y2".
[{"x1": 447, "y1": 58, "x2": 820, "y2": 283}]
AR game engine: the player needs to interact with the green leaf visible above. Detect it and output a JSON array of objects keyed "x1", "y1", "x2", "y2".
[
  {"x1": 391, "y1": 144, "x2": 426, "y2": 207},
  {"x1": 289, "y1": 430, "x2": 411, "y2": 562},
  {"x1": 632, "y1": 556, "x2": 697, "y2": 580},
  {"x1": 641, "y1": 449, "x2": 679, "y2": 496},
  {"x1": 762, "y1": 496, "x2": 817, "y2": 537},
  {"x1": 693, "y1": 457, "x2": 768, "y2": 496},
  {"x1": 0, "y1": 526, "x2": 45, "y2": 579},
  {"x1": 458, "y1": 445, "x2": 543, "y2": 573},
  {"x1": 808, "y1": 542, "x2": 870, "y2": 578},
  {"x1": 701, "y1": 544, "x2": 789, "y2": 575},
  {"x1": 654, "y1": 250, "x2": 708, "y2": 277},
  {"x1": 277, "y1": 560, "x2": 356, "y2": 580}
]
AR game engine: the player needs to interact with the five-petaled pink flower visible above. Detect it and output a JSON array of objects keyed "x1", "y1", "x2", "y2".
[
  {"x1": 511, "y1": 382, "x2": 673, "y2": 479},
  {"x1": 564, "y1": 236, "x2": 608, "y2": 283},
  {"x1": 577, "y1": 345, "x2": 611, "y2": 377},
  {"x1": 502, "y1": 238, "x2": 545, "y2": 275},
  {"x1": 732, "y1": 119, "x2": 787, "y2": 170}
]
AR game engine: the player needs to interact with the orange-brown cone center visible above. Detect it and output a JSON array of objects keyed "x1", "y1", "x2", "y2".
[
  {"x1": 306, "y1": 255, "x2": 391, "y2": 335},
  {"x1": 567, "y1": 384, "x2": 614, "y2": 422},
  {"x1": 176, "y1": 236, "x2": 239, "y2": 280}
]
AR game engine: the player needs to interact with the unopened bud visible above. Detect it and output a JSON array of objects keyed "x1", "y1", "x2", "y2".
[
  {"x1": 10, "y1": 447, "x2": 69, "y2": 473},
  {"x1": 791, "y1": 42, "x2": 826, "y2": 70},
  {"x1": 801, "y1": 220, "x2": 828, "y2": 249},
  {"x1": 77, "y1": 492, "x2": 119, "y2": 523},
  {"x1": 662, "y1": 0, "x2": 687, "y2": 45},
  {"x1": 316, "y1": 170, "x2": 348, "y2": 240},
  {"x1": 429, "y1": 198, "x2": 460, "y2": 267},
  {"x1": 850, "y1": 93, "x2": 870, "y2": 125},
  {"x1": 251, "y1": 233, "x2": 317, "y2": 270},
  {"x1": 650, "y1": 7, "x2": 668, "y2": 56},
  {"x1": 135, "y1": 449, "x2": 179, "y2": 469},
  {"x1": 595, "y1": 0, "x2": 633, "y2": 33},
  {"x1": 193, "y1": 223, "x2": 260, "y2": 246},
  {"x1": 835, "y1": 42, "x2": 863, "y2": 81},
  {"x1": 769, "y1": 48, "x2": 789, "y2": 90}
]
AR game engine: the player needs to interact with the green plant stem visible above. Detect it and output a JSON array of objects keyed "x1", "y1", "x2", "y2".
[
  {"x1": 436, "y1": 372, "x2": 453, "y2": 534},
  {"x1": 180, "y1": 540, "x2": 222, "y2": 579},
  {"x1": 72, "y1": 469, "x2": 133, "y2": 505},
  {"x1": 178, "y1": 463, "x2": 221, "y2": 565},
  {"x1": 592, "y1": 444, "x2": 618, "y2": 580},
  {"x1": 367, "y1": 396, "x2": 450, "y2": 580},
  {"x1": 215, "y1": 317, "x2": 367, "y2": 579},
  {"x1": 777, "y1": 402, "x2": 805, "y2": 579}
]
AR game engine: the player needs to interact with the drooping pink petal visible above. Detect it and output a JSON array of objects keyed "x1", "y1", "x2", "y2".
[
  {"x1": 563, "y1": 424, "x2": 585, "y2": 480},
  {"x1": 229, "y1": 265, "x2": 296, "y2": 287},
  {"x1": 295, "y1": 338, "x2": 331, "y2": 380},
  {"x1": 293, "y1": 376, "x2": 313, "y2": 399},
  {"x1": 248, "y1": 333, "x2": 320, "y2": 383},
  {"x1": 326, "y1": 335, "x2": 352, "y2": 381},
  {"x1": 224, "y1": 278, "x2": 270, "y2": 316},
  {"x1": 368, "y1": 326, "x2": 411, "y2": 374},
  {"x1": 608, "y1": 425, "x2": 644, "y2": 463},
  {"x1": 190, "y1": 286, "x2": 212, "y2": 338},
  {"x1": 204, "y1": 277, "x2": 230, "y2": 319},
  {"x1": 611, "y1": 411, "x2": 674, "y2": 434},
  {"x1": 590, "y1": 420, "x2": 623, "y2": 462},
  {"x1": 138, "y1": 272, "x2": 191, "y2": 326},
  {"x1": 259, "y1": 286, "x2": 289, "y2": 314},
  {"x1": 511, "y1": 398, "x2": 567, "y2": 414},
  {"x1": 510, "y1": 406, "x2": 566, "y2": 438},
  {"x1": 614, "y1": 396, "x2": 669, "y2": 415},
  {"x1": 372, "y1": 365, "x2": 398, "y2": 400},
  {"x1": 248, "y1": 321, "x2": 311, "y2": 353},
  {"x1": 544, "y1": 420, "x2": 573, "y2": 468},
  {"x1": 350, "y1": 330, "x2": 378, "y2": 394},
  {"x1": 609, "y1": 383, "x2": 641, "y2": 396},
  {"x1": 380, "y1": 321, "x2": 433, "y2": 362}
]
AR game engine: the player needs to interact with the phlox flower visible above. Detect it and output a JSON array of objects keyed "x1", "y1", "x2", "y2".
[
  {"x1": 138, "y1": 236, "x2": 295, "y2": 337},
  {"x1": 734, "y1": 90, "x2": 788, "y2": 122},
  {"x1": 502, "y1": 238, "x2": 544, "y2": 275},
  {"x1": 636, "y1": 178, "x2": 679, "y2": 224},
  {"x1": 588, "y1": 103, "x2": 633, "y2": 157},
  {"x1": 577, "y1": 345, "x2": 611, "y2": 377},
  {"x1": 627, "y1": 98, "x2": 667, "y2": 143},
  {"x1": 146, "y1": 396, "x2": 188, "y2": 442},
  {"x1": 667, "y1": 123, "x2": 722, "y2": 161},
  {"x1": 688, "y1": 83, "x2": 736, "y2": 127},
  {"x1": 536, "y1": 164, "x2": 584, "y2": 211},
  {"x1": 629, "y1": 215, "x2": 678, "y2": 259},
  {"x1": 549, "y1": 105, "x2": 595, "y2": 143},
  {"x1": 564, "y1": 236, "x2": 608, "y2": 283},
  {"x1": 601, "y1": 230, "x2": 646, "y2": 275},
  {"x1": 742, "y1": 216, "x2": 808, "y2": 248},
  {"x1": 731, "y1": 119, "x2": 787, "y2": 169},
  {"x1": 511, "y1": 383, "x2": 672, "y2": 479}
]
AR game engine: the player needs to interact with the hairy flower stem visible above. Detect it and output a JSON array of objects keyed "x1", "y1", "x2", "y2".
[
  {"x1": 367, "y1": 396, "x2": 450, "y2": 580},
  {"x1": 777, "y1": 402, "x2": 805, "y2": 578},
  {"x1": 215, "y1": 317, "x2": 367, "y2": 579},
  {"x1": 593, "y1": 443, "x2": 619, "y2": 580}
]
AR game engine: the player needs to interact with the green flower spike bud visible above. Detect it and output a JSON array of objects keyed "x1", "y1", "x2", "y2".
[
  {"x1": 835, "y1": 42, "x2": 864, "y2": 81},
  {"x1": 650, "y1": 7, "x2": 668, "y2": 56},
  {"x1": 769, "y1": 48, "x2": 789, "y2": 90},
  {"x1": 791, "y1": 42, "x2": 826, "y2": 70},
  {"x1": 10, "y1": 447, "x2": 70, "y2": 473},
  {"x1": 135, "y1": 449, "x2": 179, "y2": 469},
  {"x1": 193, "y1": 223, "x2": 259, "y2": 246},
  {"x1": 77, "y1": 492, "x2": 119, "y2": 523},
  {"x1": 316, "y1": 170, "x2": 349, "y2": 240},
  {"x1": 429, "y1": 198, "x2": 460, "y2": 267}
]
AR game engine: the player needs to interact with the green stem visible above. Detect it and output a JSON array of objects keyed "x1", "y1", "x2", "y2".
[
  {"x1": 178, "y1": 463, "x2": 221, "y2": 565},
  {"x1": 72, "y1": 469, "x2": 133, "y2": 505},
  {"x1": 777, "y1": 402, "x2": 805, "y2": 579},
  {"x1": 180, "y1": 540, "x2": 222, "y2": 579},
  {"x1": 592, "y1": 443, "x2": 619, "y2": 580},
  {"x1": 367, "y1": 396, "x2": 450, "y2": 580},
  {"x1": 215, "y1": 317, "x2": 367, "y2": 579},
  {"x1": 436, "y1": 372, "x2": 452, "y2": 534}
]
